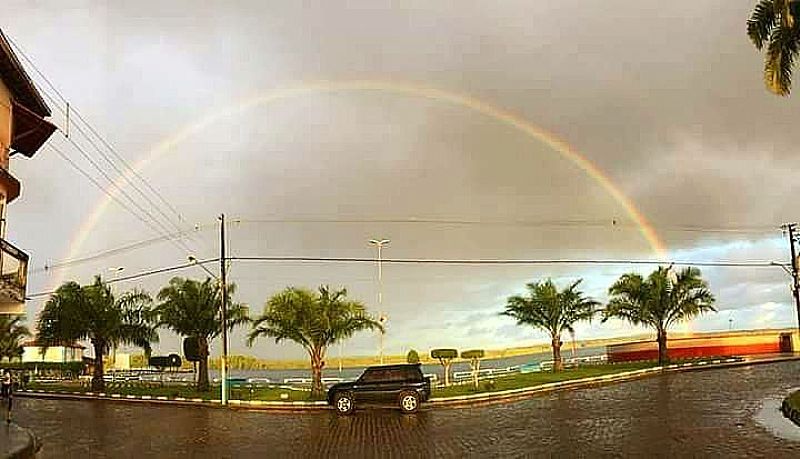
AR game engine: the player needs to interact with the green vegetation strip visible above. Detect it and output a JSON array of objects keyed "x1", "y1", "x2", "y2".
[
  {"x1": 781, "y1": 389, "x2": 800, "y2": 426},
  {"x1": 431, "y1": 362, "x2": 655, "y2": 398}
]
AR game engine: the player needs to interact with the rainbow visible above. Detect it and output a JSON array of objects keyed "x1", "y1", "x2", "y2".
[{"x1": 53, "y1": 79, "x2": 667, "y2": 291}]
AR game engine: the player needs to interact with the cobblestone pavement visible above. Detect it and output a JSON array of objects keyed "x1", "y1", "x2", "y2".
[{"x1": 12, "y1": 361, "x2": 800, "y2": 458}]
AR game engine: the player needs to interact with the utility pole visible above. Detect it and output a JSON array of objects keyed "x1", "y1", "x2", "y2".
[
  {"x1": 220, "y1": 213, "x2": 229, "y2": 406},
  {"x1": 782, "y1": 223, "x2": 800, "y2": 335}
]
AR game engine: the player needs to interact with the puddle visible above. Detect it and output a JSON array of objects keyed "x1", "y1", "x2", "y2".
[{"x1": 754, "y1": 390, "x2": 800, "y2": 442}]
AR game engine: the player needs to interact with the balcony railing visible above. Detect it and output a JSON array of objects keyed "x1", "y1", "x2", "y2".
[{"x1": 0, "y1": 238, "x2": 28, "y2": 314}]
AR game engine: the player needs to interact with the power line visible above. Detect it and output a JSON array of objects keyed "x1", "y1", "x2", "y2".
[
  {"x1": 25, "y1": 255, "x2": 784, "y2": 300},
  {"x1": 71, "y1": 107, "x2": 187, "y2": 226},
  {"x1": 28, "y1": 223, "x2": 216, "y2": 276},
  {"x1": 236, "y1": 218, "x2": 784, "y2": 235},
  {"x1": 26, "y1": 257, "x2": 220, "y2": 300},
  {"x1": 229, "y1": 256, "x2": 778, "y2": 267},
  {"x1": 47, "y1": 141, "x2": 197, "y2": 257},
  {"x1": 38, "y1": 88, "x2": 202, "y2": 256},
  {"x1": 6, "y1": 32, "x2": 206, "y2": 255},
  {"x1": 58, "y1": 124, "x2": 195, "y2": 245}
]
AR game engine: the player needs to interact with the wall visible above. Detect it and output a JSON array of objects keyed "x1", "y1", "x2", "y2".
[
  {"x1": 606, "y1": 331, "x2": 796, "y2": 363},
  {"x1": 0, "y1": 78, "x2": 10, "y2": 170}
]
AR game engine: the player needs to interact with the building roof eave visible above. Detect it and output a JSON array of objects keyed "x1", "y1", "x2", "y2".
[{"x1": 0, "y1": 29, "x2": 51, "y2": 118}]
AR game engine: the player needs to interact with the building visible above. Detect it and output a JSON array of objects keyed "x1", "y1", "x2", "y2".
[
  {"x1": 21, "y1": 340, "x2": 84, "y2": 363},
  {"x1": 606, "y1": 328, "x2": 800, "y2": 363},
  {"x1": 0, "y1": 29, "x2": 56, "y2": 314},
  {"x1": 108, "y1": 351, "x2": 131, "y2": 371}
]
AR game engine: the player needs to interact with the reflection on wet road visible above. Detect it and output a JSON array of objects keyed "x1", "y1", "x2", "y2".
[{"x1": 14, "y1": 361, "x2": 800, "y2": 458}]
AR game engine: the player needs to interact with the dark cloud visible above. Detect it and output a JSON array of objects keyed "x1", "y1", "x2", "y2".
[{"x1": 5, "y1": 1, "x2": 798, "y2": 358}]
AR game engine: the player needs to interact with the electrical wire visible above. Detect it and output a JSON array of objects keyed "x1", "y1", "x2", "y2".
[
  {"x1": 47, "y1": 141, "x2": 192, "y2": 253},
  {"x1": 28, "y1": 223, "x2": 216, "y2": 276},
  {"x1": 229, "y1": 256, "x2": 779, "y2": 267},
  {"x1": 236, "y1": 218, "x2": 784, "y2": 235},
  {"x1": 26, "y1": 257, "x2": 220, "y2": 299},
  {"x1": 6, "y1": 32, "x2": 208, "y2": 255},
  {"x1": 24, "y1": 255, "x2": 786, "y2": 300}
]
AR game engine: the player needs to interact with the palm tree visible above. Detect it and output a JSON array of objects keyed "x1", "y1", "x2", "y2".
[
  {"x1": 0, "y1": 315, "x2": 30, "y2": 362},
  {"x1": 154, "y1": 277, "x2": 249, "y2": 391},
  {"x1": 501, "y1": 279, "x2": 598, "y2": 372},
  {"x1": 36, "y1": 276, "x2": 157, "y2": 391},
  {"x1": 248, "y1": 286, "x2": 383, "y2": 398},
  {"x1": 603, "y1": 266, "x2": 716, "y2": 365},
  {"x1": 747, "y1": 0, "x2": 800, "y2": 95}
]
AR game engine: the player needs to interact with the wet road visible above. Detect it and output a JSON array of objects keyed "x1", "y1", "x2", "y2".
[{"x1": 13, "y1": 361, "x2": 800, "y2": 458}]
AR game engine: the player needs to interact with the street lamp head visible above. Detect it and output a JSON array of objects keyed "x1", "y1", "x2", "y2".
[
  {"x1": 369, "y1": 239, "x2": 391, "y2": 245},
  {"x1": 108, "y1": 266, "x2": 124, "y2": 272}
]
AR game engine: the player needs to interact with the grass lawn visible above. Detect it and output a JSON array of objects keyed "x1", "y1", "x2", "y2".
[{"x1": 432, "y1": 362, "x2": 656, "y2": 398}]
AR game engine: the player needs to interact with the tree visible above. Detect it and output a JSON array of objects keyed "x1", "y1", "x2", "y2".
[
  {"x1": 406, "y1": 349, "x2": 420, "y2": 364},
  {"x1": 0, "y1": 315, "x2": 30, "y2": 362},
  {"x1": 603, "y1": 266, "x2": 716, "y2": 365},
  {"x1": 154, "y1": 277, "x2": 249, "y2": 391},
  {"x1": 430, "y1": 349, "x2": 457, "y2": 386},
  {"x1": 461, "y1": 349, "x2": 484, "y2": 389},
  {"x1": 502, "y1": 279, "x2": 597, "y2": 372},
  {"x1": 747, "y1": 0, "x2": 800, "y2": 96},
  {"x1": 248, "y1": 286, "x2": 383, "y2": 398},
  {"x1": 36, "y1": 276, "x2": 157, "y2": 391}
]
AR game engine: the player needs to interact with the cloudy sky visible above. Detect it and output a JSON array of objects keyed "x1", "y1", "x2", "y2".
[{"x1": 4, "y1": 1, "x2": 800, "y2": 360}]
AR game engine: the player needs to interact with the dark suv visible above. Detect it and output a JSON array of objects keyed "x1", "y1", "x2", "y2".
[{"x1": 326, "y1": 364, "x2": 431, "y2": 414}]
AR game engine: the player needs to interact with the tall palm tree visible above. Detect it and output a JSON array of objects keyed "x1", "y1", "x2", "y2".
[
  {"x1": 747, "y1": 0, "x2": 800, "y2": 95},
  {"x1": 604, "y1": 266, "x2": 716, "y2": 365},
  {"x1": 501, "y1": 279, "x2": 598, "y2": 372},
  {"x1": 0, "y1": 315, "x2": 30, "y2": 362},
  {"x1": 36, "y1": 276, "x2": 157, "y2": 391},
  {"x1": 248, "y1": 286, "x2": 383, "y2": 398},
  {"x1": 154, "y1": 277, "x2": 249, "y2": 391}
]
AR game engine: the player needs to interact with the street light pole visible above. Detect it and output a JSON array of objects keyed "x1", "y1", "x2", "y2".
[
  {"x1": 220, "y1": 213, "x2": 229, "y2": 406},
  {"x1": 369, "y1": 238, "x2": 390, "y2": 364}
]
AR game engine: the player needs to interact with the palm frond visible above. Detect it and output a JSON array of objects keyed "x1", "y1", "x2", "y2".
[
  {"x1": 502, "y1": 278, "x2": 596, "y2": 338},
  {"x1": 764, "y1": 18, "x2": 800, "y2": 95},
  {"x1": 748, "y1": 0, "x2": 778, "y2": 50}
]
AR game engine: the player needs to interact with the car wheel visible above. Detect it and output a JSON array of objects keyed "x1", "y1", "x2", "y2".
[
  {"x1": 334, "y1": 392, "x2": 355, "y2": 415},
  {"x1": 399, "y1": 390, "x2": 420, "y2": 414}
]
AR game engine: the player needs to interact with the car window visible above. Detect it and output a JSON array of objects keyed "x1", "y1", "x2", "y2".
[
  {"x1": 405, "y1": 367, "x2": 422, "y2": 381},
  {"x1": 385, "y1": 369, "x2": 405, "y2": 382},
  {"x1": 360, "y1": 369, "x2": 386, "y2": 382}
]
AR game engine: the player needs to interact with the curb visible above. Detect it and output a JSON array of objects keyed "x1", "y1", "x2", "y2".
[
  {"x1": 15, "y1": 390, "x2": 330, "y2": 411},
  {"x1": 16, "y1": 356, "x2": 800, "y2": 411}
]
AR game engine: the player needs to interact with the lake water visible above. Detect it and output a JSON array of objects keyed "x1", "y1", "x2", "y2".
[{"x1": 204, "y1": 345, "x2": 606, "y2": 383}]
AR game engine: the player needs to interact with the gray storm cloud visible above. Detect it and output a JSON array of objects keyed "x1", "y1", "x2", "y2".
[{"x1": 4, "y1": 0, "x2": 798, "y2": 359}]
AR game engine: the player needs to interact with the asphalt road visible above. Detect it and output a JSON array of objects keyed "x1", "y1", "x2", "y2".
[{"x1": 12, "y1": 361, "x2": 800, "y2": 458}]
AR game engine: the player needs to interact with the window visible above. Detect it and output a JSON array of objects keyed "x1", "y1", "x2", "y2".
[{"x1": 360, "y1": 369, "x2": 387, "y2": 383}]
